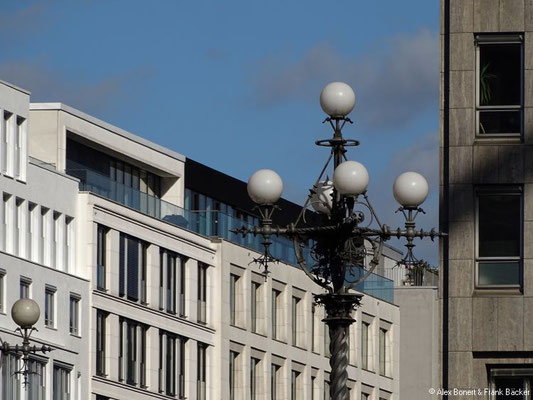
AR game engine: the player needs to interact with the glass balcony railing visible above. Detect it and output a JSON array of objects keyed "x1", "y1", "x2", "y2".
[{"x1": 67, "y1": 168, "x2": 394, "y2": 303}]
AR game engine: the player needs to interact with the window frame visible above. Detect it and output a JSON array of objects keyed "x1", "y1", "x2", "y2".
[
  {"x1": 474, "y1": 186, "x2": 523, "y2": 290},
  {"x1": 45, "y1": 286, "x2": 56, "y2": 328},
  {"x1": 475, "y1": 33, "x2": 524, "y2": 139}
]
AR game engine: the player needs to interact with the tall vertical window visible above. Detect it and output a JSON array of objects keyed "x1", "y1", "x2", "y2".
[
  {"x1": 324, "y1": 380, "x2": 331, "y2": 400},
  {"x1": 251, "y1": 282, "x2": 260, "y2": 333},
  {"x1": 0, "y1": 270, "x2": 4, "y2": 313},
  {"x1": 20, "y1": 278, "x2": 30, "y2": 299},
  {"x1": 1, "y1": 112, "x2": 10, "y2": 175},
  {"x1": 64, "y1": 217, "x2": 73, "y2": 272},
  {"x1": 230, "y1": 274, "x2": 238, "y2": 326},
  {"x1": 45, "y1": 286, "x2": 55, "y2": 327},
  {"x1": 197, "y1": 343, "x2": 207, "y2": 400},
  {"x1": 250, "y1": 357, "x2": 259, "y2": 399},
  {"x1": 230, "y1": 351, "x2": 239, "y2": 400},
  {"x1": 291, "y1": 296, "x2": 300, "y2": 346},
  {"x1": 69, "y1": 295, "x2": 80, "y2": 335},
  {"x1": 53, "y1": 364, "x2": 70, "y2": 400},
  {"x1": 119, "y1": 318, "x2": 147, "y2": 387},
  {"x1": 489, "y1": 368, "x2": 533, "y2": 400},
  {"x1": 96, "y1": 310, "x2": 107, "y2": 377},
  {"x1": 119, "y1": 234, "x2": 147, "y2": 304},
  {"x1": 476, "y1": 187, "x2": 522, "y2": 288},
  {"x1": 271, "y1": 364, "x2": 281, "y2": 400},
  {"x1": 1, "y1": 354, "x2": 20, "y2": 399},
  {"x1": 361, "y1": 322, "x2": 370, "y2": 370},
  {"x1": 14, "y1": 198, "x2": 22, "y2": 256},
  {"x1": 159, "y1": 331, "x2": 185, "y2": 397},
  {"x1": 96, "y1": 225, "x2": 107, "y2": 290},
  {"x1": 476, "y1": 34, "x2": 523, "y2": 136},
  {"x1": 159, "y1": 249, "x2": 185, "y2": 315},
  {"x1": 198, "y1": 262, "x2": 208, "y2": 323},
  {"x1": 311, "y1": 305, "x2": 317, "y2": 352},
  {"x1": 40, "y1": 207, "x2": 49, "y2": 265},
  {"x1": 27, "y1": 359, "x2": 45, "y2": 400},
  {"x1": 272, "y1": 289, "x2": 280, "y2": 340},
  {"x1": 27, "y1": 202, "x2": 36, "y2": 261},
  {"x1": 379, "y1": 328, "x2": 388, "y2": 376},
  {"x1": 2, "y1": 193, "x2": 11, "y2": 252},
  {"x1": 14, "y1": 117, "x2": 23, "y2": 179},
  {"x1": 52, "y1": 212, "x2": 60, "y2": 268},
  {"x1": 291, "y1": 370, "x2": 300, "y2": 400}
]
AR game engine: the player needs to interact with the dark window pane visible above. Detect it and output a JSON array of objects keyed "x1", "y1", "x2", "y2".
[
  {"x1": 495, "y1": 377, "x2": 527, "y2": 399},
  {"x1": 478, "y1": 194, "x2": 520, "y2": 257},
  {"x1": 127, "y1": 237, "x2": 139, "y2": 301},
  {"x1": 479, "y1": 44, "x2": 521, "y2": 106},
  {"x1": 479, "y1": 110, "x2": 521, "y2": 134},
  {"x1": 479, "y1": 262, "x2": 520, "y2": 285},
  {"x1": 119, "y1": 235, "x2": 125, "y2": 297}
]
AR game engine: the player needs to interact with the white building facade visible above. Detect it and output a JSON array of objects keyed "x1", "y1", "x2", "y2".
[{"x1": 0, "y1": 80, "x2": 400, "y2": 400}]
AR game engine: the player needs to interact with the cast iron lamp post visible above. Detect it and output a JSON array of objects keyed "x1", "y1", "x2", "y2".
[
  {"x1": 233, "y1": 82, "x2": 442, "y2": 400},
  {"x1": 1, "y1": 298, "x2": 53, "y2": 387}
]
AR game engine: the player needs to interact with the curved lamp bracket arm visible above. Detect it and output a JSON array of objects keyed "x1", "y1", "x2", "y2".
[
  {"x1": 292, "y1": 237, "x2": 332, "y2": 292},
  {"x1": 346, "y1": 238, "x2": 383, "y2": 290}
]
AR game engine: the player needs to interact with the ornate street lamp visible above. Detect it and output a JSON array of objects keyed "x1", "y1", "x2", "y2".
[
  {"x1": 1, "y1": 298, "x2": 53, "y2": 387},
  {"x1": 234, "y1": 82, "x2": 443, "y2": 400}
]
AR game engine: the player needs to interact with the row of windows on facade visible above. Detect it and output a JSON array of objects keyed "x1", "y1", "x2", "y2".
[
  {"x1": 230, "y1": 274, "x2": 392, "y2": 376},
  {"x1": 96, "y1": 225, "x2": 208, "y2": 323},
  {"x1": 2, "y1": 274, "x2": 82, "y2": 336},
  {"x1": 1, "y1": 355, "x2": 72, "y2": 400},
  {"x1": 229, "y1": 351, "x2": 391, "y2": 400},
  {"x1": 1, "y1": 191, "x2": 74, "y2": 272},
  {"x1": 0, "y1": 110, "x2": 27, "y2": 182},
  {"x1": 94, "y1": 310, "x2": 207, "y2": 399}
]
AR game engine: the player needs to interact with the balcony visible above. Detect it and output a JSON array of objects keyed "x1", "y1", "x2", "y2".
[{"x1": 67, "y1": 167, "x2": 394, "y2": 303}]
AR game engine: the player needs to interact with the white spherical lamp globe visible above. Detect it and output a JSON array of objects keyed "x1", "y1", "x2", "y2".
[
  {"x1": 333, "y1": 161, "x2": 369, "y2": 196},
  {"x1": 11, "y1": 298, "x2": 40, "y2": 329},
  {"x1": 247, "y1": 169, "x2": 283, "y2": 205},
  {"x1": 393, "y1": 172, "x2": 429, "y2": 208},
  {"x1": 310, "y1": 180, "x2": 334, "y2": 214},
  {"x1": 320, "y1": 82, "x2": 356, "y2": 118}
]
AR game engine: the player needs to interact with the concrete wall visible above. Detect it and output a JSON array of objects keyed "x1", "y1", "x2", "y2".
[
  {"x1": 441, "y1": 0, "x2": 533, "y2": 394},
  {"x1": 395, "y1": 286, "x2": 439, "y2": 399}
]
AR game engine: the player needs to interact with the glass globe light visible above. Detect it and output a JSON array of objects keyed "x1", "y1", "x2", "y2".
[
  {"x1": 333, "y1": 161, "x2": 369, "y2": 196},
  {"x1": 320, "y1": 82, "x2": 356, "y2": 118},
  {"x1": 11, "y1": 298, "x2": 40, "y2": 329},
  {"x1": 247, "y1": 169, "x2": 283, "y2": 205},
  {"x1": 310, "y1": 180, "x2": 334, "y2": 214},
  {"x1": 393, "y1": 172, "x2": 429, "y2": 208}
]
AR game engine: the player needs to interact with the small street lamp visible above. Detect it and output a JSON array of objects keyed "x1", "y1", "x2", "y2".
[
  {"x1": 234, "y1": 82, "x2": 443, "y2": 400},
  {"x1": 1, "y1": 298, "x2": 53, "y2": 387}
]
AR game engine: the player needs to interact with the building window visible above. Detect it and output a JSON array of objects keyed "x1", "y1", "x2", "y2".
[
  {"x1": 40, "y1": 207, "x2": 49, "y2": 265},
  {"x1": 291, "y1": 370, "x2": 301, "y2": 400},
  {"x1": 52, "y1": 212, "x2": 60, "y2": 268},
  {"x1": 230, "y1": 274, "x2": 239, "y2": 326},
  {"x1": 2, "y1": 193, "x2": 11, "y2": 253},
  {"x1": 45, "y1": 286, "x2": 56, "y2": 328},
  {"x1": 27, "y1": 202, "x2": 37, "y2": 262},
  {"x1": 271, "y1": 364, "x2": 281, "y2": 400},
  {"x1": 251, "y1": 282, "x2": 260, "y2": 333},
  {"x1": 1, "y1": 112, "x2": 10, "y2": 175},
  {"x1": 0, "y1": 270, "x2": 4, "y2": 313},
  {"x1": 20, "y1": 277, "x2": 31, "y2": 299},
  {"x1": 69, "y1": 295, "x2": 80, "y2": 336},
  {"x1": 490, "y1": 368, "x2": 533, "y2": 399},
  {"x1": 1, "y1": 354, "x2": 20, "y2": 399},
  {"x1": 272, "y1": 289, "x2": 280, "y2": 340},
  {"x1": 27, "y1": 358, "x2": 45, "y2": 400},
  {"x1": 53, "y1": 364, "x2": 70, "y2": 400},
  {"x1": 64, "y1": 217, "x2": 73, "y2": 273},
  {"x1": 379, "y1": 327, "x2": 389, "y2": 376},
  {"x1": 159, "y1": 249, "x2": 186, "y2": 315},
  {"x1": 362, "y1": 321, "x2": 370, "y2": 370},
  {"x1": 324, "y1": 380, "x2": 330, "y2": 400},
  {"x1": 198, "y1": 262, "x2": 208, "y2": 323},
  {"x1": 96, "y1": 310, "x2": 106, "y2": 377},
  {"x1": 197, "y1": 343, "x2": 207, "y2": 400},
  {"x1": 476, "y1": 34, "x2": 523, "y2": 136},
  {"x1": 119, "y1": 234, "x2": 147, "y2": 304},
  {"x1": 14, "y1": 198, "x2": 23, "y2": 257},
  {"x1": 291, "y1": 296, "x2": 301, "y2": 347},
  {"x1": 159, "y1": 331, "x2": 185, "y2": 397},
  {"x1": 96, "y1": 225, "x2": 107, "y2": 291},
  {"x1": 476, "y1": 187, "x2": 522, "y2": 288},
  {"x1": 250, "y1": 357, "x2": 259, "y2": 399},
  {"x1": 230, "y1": 351, "x2": 238, "y2": 400},
  {"x1": 119, "y1": 318, "x2": 147, "y2": 387}
]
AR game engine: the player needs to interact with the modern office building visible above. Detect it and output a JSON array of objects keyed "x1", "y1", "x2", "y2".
[
  {"x1": 441, "y1": 0, "x2": 533, "y2": 396},
  {"x1": 0, "y1": 77, "x2": 401, "y2": 399}
]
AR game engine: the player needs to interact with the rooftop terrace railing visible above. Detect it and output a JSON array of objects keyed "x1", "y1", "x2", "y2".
[{"x1": 67, "y1": 167, "x2": 394, "y2": 303}]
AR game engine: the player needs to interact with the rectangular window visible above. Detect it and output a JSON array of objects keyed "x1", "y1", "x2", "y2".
[
  {"x1": 20, "y1": 277, "x2": 30, "y2": 299},
  {"x1": 1, "y1": 354, "x2": 20, "y2": 399},
  {"x1": 45, "y1": 286, "x2": 55, "y2": 328},
  {"x1": 64, "y1": 217, "x2": 73, "y2": 273},
  {"x1": 27, "y1": 358, "x2": 45, "y2": 400},
  {"x1": 230, "y1": 274, "x2": 238, "y2": 326},
  {"x1": 362, "y1": 322, "x2": 370, "y2": 370},
  {"x1": 159, "y1": 331, "x2": 178, "y2": 396},
  {"x1": 197, "y1": 343, "x2": 207, "y2": 400},
  {"x1": 292, "y1": 296, "x2": 300, "y2": 346},
  {"x1": 96, "y1": 225, "x2": 107, "y2": 290},
  {"x1": 291, "y1": 370, "x2": 300, "y2": 400},
  {"x1": 251, "y1": 282, "x2": 259, "y2": 333},
  {"x1": 198, "y1": 262, "x2": 208, "y2": 323},
  {"x1": 476, "y1": 187, "x2": 522, "y2": 288},
  {"x1": 40, "y1": 207, "x2": 49, "y2": 265},
  {"x1": 14, "y1": 198, "x2": 22, "y2": 256},
  {"x1": 14, "y1": 117, "x2": 23, "y2": 179},
  {"x1": 379, "y1": 328, "x2": 388, "y2": 376},
  {"x1": 53, "y1": 364, "x2": 71, "y2": 400},
  {"x1": 476, "y1": 34, "x2": 523, "y2": 136},
  {"x1": 271, "y1": 364, "x2": 281, "y2": 400},
  {"x1": 490, "y1": 368, "x2": 533, "y2": 400},
  {"x1": 272, "y1": 289, "x2": 280, "y2": 340},
  {"x1": 1, "y1": 112, "x2": 10, "y2": 175},
  {"x1": 96, "y1": 310, "x2": 106, "y2": 377},
  {"x1": 250, "y1": 357, "x2": 259, "y2": 399},
  {"x1": 2, "y1": 193, "x2": 11, "y2": 252},
  {"x1": 52, "y1": 212, "x2": 60, "y2": 268},
  {"x1": 0, "y1": 271, "x2": 4, "y2": 313},
  {"x1": 119, "y1": 318, "x2": 147, "y2": 387},
  {"x1": 159, "y1": 249, "x2": 185, "y2": 315},
  {"x1": 119, "y1": 234, "x2": 147, "y2": 303},
  {"x1": 230, "y1": 351, "x2": 238, "y2": 400},
  {"x1": 69, "y1": 295, "x2": 80, "y2": 335},
  {"x1": 324, "y1": 380, "x2": 330, "y2": 400},
  {"x1": 27, "y1": 202, "x2": 36, "y2": 262}
]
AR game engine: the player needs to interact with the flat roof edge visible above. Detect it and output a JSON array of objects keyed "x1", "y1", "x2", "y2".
[
  {"x1": 0, "y1": 80, "x2": 31, "y2": 95},
  {"x1": 29, "y1": 102, "x2": 185, "y2": 162}
]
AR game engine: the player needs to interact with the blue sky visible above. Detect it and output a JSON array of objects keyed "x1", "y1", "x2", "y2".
[{"x1": 1, "y1": 0, "x2": 439, "y2": 263}]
